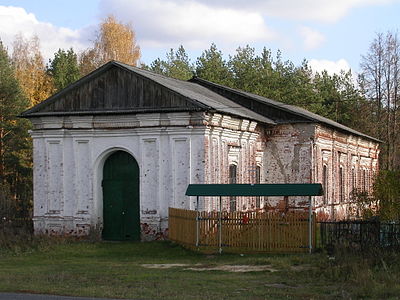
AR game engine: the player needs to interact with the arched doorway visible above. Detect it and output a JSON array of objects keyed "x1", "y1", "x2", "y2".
[{"x1": 102, "y1": 151, "x2": 140, "y2": 240}]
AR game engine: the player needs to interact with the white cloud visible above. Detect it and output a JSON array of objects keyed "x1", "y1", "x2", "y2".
[
  {"x1": 0, "y1": 6, "x2": 92, "y2": 62},
  {"x1": 309, "y1": 58, "x2": 352, "y2": 75},
  {"x1": 299, "y1": 26, "x2": 325, "y2": 50},
  {"x1": 99, "y1": 0, "x2": 276, "y2": 50},
  {"x1": 1, "y1": 0, "x2": 395, "y2": 67},
  {"x1": 96, "y1": 0, "x2": 396, "y2": 59},
  {"x1": 179, "y1": 0, "x2": 394, "y2": 22}
]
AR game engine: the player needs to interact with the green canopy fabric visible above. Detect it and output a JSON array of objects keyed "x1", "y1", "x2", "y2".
[{"x1": 185, "y1": 184, "x2": 323, "y2": 197}]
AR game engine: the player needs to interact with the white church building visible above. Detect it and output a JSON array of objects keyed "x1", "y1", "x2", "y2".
[{"x1": 21, "y1": 61, "x2": 380, "y2": 240}]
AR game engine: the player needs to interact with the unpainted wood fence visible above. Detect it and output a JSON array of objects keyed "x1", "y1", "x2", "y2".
[{"x1": 168, "y1": 207, "x2": 316, "y2": 253}]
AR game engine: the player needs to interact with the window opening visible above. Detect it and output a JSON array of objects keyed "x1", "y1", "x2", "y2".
[
  {"x1": 229, "y1": 164, "x2": 237, "y2": 212},
  {"x1": 322, "y1": 165, "x2": 328, "y2": 205},
  {"x1": 339, "y1": 166, "x2": 344, "y2": 203},
  {"x1": 255, "y1": 166, "x2": 261, "y2": 209},
  {"x1": 362, "y1": 169, "x2": 366, "y2": 192}
]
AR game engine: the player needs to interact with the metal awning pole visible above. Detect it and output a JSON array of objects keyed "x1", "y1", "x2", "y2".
[
  {"x1": 196, "y1": 196, "x2": 199, "y2": 247},
  {"x1": 219, "y1": 196, "x2": 222, "y2": 254},
  {"x1": 309, "y1": 195, "x2": 313, "y2": 254}
]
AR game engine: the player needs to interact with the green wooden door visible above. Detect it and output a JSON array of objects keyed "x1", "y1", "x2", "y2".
[{"x1": 102, "y1": 151, "x2": 140, "y2": 241}]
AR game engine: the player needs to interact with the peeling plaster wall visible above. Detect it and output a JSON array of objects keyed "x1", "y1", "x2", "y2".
[
  {"x1": 30, "y1": 110, "x2": 381, "y2": 239},
  {"x1": 202, "y1": 113, "x2": 264, "y2": 212},
  {"x1": 30, "y1": 112, "x2": 206, "y2": 240},
  {"x1": 313, "y1": 125, "x2": 380, "y2": 220},
  {"x1": 262, "y1": 123, "x2": 314, "y2": 211},
  {"x1": 253, "y1": 123, "x2": 379, "y2": 218}
]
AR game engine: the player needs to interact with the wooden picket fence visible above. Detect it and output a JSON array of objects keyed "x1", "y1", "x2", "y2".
[{"x1": 168, "y1": 207, "x2": 316, "y2": 253}]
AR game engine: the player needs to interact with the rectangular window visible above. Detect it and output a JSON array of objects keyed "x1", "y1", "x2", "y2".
[
  {"x1": 256, "y1": 166, "x2": 261, "y2": 209},
  {"x1": 322, "y1": 165, "x2": 328, "y2": 205},
  {"x1": 229, "y1": 164, "x2": 237, "y2": 212},
  {"x1": 362, "y1": 169, "x2": 366, "y2": 192},
  {"x1": 339, "y1": 166, "x2": 344, "y2": 203}
]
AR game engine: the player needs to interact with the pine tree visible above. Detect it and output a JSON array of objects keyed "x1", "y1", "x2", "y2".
[
  {"x1": 0, "y1": 40, "x2": 32, "y2": 218},
  {"x1": 47, "y1": 48, "x2": 80, "y2": 91},
  {"x1": 228, "y1": 45, "x2": 260, "y2": 92},
  {"x1": 147, "y1": 45, "x2": 194, "y2": 80},
  {"x1": 195, "y1": 43, "x2": 231, "y2": 85}
]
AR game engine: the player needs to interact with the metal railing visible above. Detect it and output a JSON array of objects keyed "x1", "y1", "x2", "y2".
[{"x1": 317, "y1": 220, "x2": 400, "y2": 250}]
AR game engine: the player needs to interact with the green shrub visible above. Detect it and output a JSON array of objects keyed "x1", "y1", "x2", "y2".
[{"x1": 374, "y1": 170, "x2": 400, "y2": 221}]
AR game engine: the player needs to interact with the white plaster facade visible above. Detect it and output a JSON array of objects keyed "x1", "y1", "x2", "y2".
[
  {"x1": 30, "y1": 111, "x2": 380, "y2": 238},
  {"x1": 30, "y1": 112, "x2": 208, "y2": 239}
]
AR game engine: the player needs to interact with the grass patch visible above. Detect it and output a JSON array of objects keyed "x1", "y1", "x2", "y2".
[{"x1": 0, "y1": 236, "x2": 400, "y2": 299}]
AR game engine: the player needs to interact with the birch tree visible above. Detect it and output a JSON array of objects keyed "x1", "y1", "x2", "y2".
[
  {"x1": 12, "y1": 34, "x2": 54, "y2": 107},
  {"x1": 80, "y1": 15, "x2": 141, "y2": 75},
  {"x1": 360, "y1": 31, "x2": 400, "y2": 170}
]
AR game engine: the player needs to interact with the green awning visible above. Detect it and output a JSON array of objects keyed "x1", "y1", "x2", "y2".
[{"x1": 185, "y1": 184, "x2": 323, "y2": 197}]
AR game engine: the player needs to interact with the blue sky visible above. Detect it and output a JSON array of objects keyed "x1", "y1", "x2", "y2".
[{"x1": 0, "y1": 0, "x2": 399, "y2": 75}]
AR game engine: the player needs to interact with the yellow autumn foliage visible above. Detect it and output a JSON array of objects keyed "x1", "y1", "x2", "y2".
[
  {"x1": 12, "y1": 34, "x2": 54, "y2": 107},
  {"x1": 79, "y1": 15, "x2": 141, "y2": 75}
]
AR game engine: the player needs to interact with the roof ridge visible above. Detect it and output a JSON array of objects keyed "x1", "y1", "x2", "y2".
[
  {"x1": 190, "y1": 77, "x2": 313, "y2": 120},
  {"x1": 190, "y1": 77, "x2": 381, "y2": 143}
]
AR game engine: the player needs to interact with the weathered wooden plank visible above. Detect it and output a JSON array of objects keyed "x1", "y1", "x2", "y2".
[
  {"x1": 137, "y1": 76, "x2": 144, "y2": 107},
  {"x1": 35, "y1": 65, "x2": 207, "y2": 115},
  {"x1": 128, "y1": 73, "x2": 136, "y2": 108},
  {"x1": 96, "y1": 75, "x2": 106, "y2": 109},
  {"x1": 120, "y1": 69, "x2": 128, "y2": 108}
]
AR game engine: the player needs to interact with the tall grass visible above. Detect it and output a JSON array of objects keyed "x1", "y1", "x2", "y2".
[
  {"x1": 0, "y1": 222, "x2": 73, "y2": 256},
  {"x1": 314, "y1": 245, "x2": 400, "y2": 298},
  {"x1": 1, "y1": 220, "x2": 400, "y2": 299}
]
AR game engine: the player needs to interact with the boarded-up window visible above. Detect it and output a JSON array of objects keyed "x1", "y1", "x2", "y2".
[{"x1": 229, "y1": 164, "x2": 237, "y2": 212}]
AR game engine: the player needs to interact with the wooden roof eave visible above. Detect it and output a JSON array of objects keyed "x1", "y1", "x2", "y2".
[{"x1": 19, "y1": 107, "x2": 207, "y2": 118}]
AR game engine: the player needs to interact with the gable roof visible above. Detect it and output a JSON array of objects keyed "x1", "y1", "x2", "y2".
[
  {"x1": 21, "y1": 60, "x2": 380, "y2": 142},
  {"x1": 20, "y1": 61, "x2": 275, "y2": 125},
  {"x1": 190, "y1": 77, "x2": 381, "y2": 143}
]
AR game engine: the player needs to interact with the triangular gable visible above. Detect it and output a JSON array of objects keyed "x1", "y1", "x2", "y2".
[{"x1": 21, "y1": 61, "x2": 208, "y2": 117}]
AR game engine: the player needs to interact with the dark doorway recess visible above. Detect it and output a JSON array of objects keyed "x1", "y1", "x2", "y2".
[{"x1": 102, "y1": 151, "x2": 140, "y2": 241}]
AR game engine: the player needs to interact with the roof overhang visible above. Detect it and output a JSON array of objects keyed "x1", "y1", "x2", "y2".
[{"x1": 185, "y1": 184, "x2": 323, "y2": 197}]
